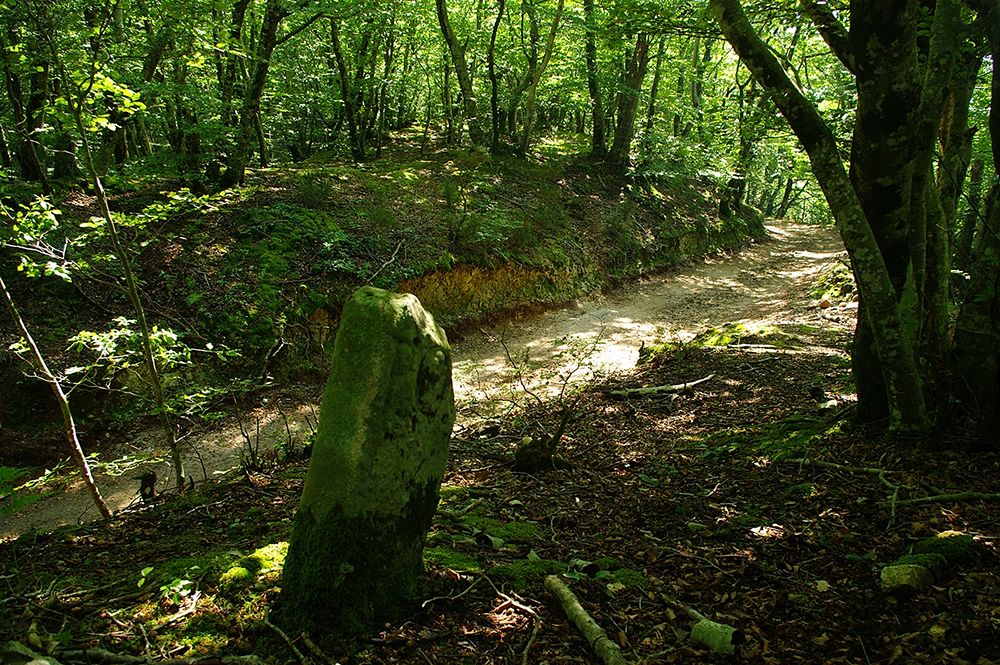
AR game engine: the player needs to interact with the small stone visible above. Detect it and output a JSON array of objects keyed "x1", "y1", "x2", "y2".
[
  {"x1": 818, "y1": 298, "x2": 833, "y2": 309},
  {"x1": 880, "y1": 564, "x2": 934, "y2": 595}
]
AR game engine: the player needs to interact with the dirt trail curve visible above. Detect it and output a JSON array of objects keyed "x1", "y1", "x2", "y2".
[{"x1": 2, "y1": 220, "x2": 847, "y2": 538}]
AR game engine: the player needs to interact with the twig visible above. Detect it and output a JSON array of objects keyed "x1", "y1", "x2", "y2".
[
  {"x1": 56, "y1": 647, "x2": 266, "y2": 665},
  {"x1": 604, "y1": 374, "x2": 715, "y2": 397},
  {"x1": 785, "y1": 458, "x2": 890, "y2": 476},
  {"x1": 264, "y1": 617, "x2": 309, "y2": 664},
  {"x1": 365, "y1": 240, "x2": 404, "y2": 285},
  {"x1": 421, "y1": 575, "x2": 482, "y2": 608},
  {"x1": 521, "y1": 619, "x2": 541, "y2": 665},
  {"x1": 298, "y1": 634, "x2": 335, "y2": 665}
]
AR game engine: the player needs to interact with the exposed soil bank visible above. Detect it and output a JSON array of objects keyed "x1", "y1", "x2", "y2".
[{"x1": 1, "y1": 220, "x2": 846, "y2": 538}]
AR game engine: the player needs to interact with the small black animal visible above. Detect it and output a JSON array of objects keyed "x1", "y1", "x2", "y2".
[{"x1": 137, "y1": 471, "x2": 157, "y2": 502}]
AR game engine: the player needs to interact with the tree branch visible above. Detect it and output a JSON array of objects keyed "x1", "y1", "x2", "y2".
[{"x1": 799, "y1": 0, "x2": 855, "y2": 74}]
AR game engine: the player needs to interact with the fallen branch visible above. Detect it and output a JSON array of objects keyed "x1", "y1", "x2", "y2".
[
  {"x1": 365, "y1": 240, "x2": 404, "y2": 286},
  {"x1": 659, "y1": 595, "x2": 744, "y2": 655},
  {"x1": 543, "y1": 575, "x2": 629, "y2": 665},
  {"x1": 604, "y1": 374, "x2": 715, "y2": 397},
  {"x1": 785, "y1": 458, "x2": 889, "y2": 476},
  {"x1": 53, "y1": 647, "x2": 265, "y2": 665},
  {"x1": 885, "y1": 491, "x2": 1000, "y2": 507},
  {"x1": 264, "y1": 618, "x2": 309, "y2": 665}
]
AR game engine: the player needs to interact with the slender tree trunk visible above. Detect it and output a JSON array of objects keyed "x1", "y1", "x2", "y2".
[
  {"x1": 1, "y1": 32, "x2": 49, "y2": 191},
  {"x1": 488, "y1": 0, "x2": 505, "y2": 152},
  {"x1": 955, "y1": 158, "x2": 984, "y2": 272},
  {"x1": 0, "y1": 124, "x2": 11, "y2": 168},
  {"x1": 640, "y1": 36, "x2": 665, "y2": 164},
  {"x1": 436, "y1": 0, "x2": 486, "y2": 145},
  {"x1": 519, "y1": 0, "x2": 564, "y2": 154},
  {"x1": 951, "y1": 0, "x2": 1000, "y2": 442},
  {"x1": 583, "y1": 0, "x2": 606, "y2": 156},
  {"x1": 220, "y1": 0, "x2": 286, "y2": 188},
  {"x1": 0, "y1": 275, "x2": 111, "y2": 520},
  {"x1": 608, "y1": 33, "x2": 651, "y2": 168},
  {"x1": 329, "y1": 19, "x2": 366, "y2": 162}
]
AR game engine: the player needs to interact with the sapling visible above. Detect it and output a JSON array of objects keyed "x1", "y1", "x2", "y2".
[
  {"x1": 0, "y1": 271, "x2": 111, "y2": 520},
  {"x1": 32, "y1": 10, "x2": 187, "y2": 490}
]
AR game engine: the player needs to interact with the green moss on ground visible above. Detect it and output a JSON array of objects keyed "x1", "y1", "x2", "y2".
[
  {"x1": 424, "y1": 547, "x2": 483, "y2": 573},
  {"x1": 463, "y1": 516, "x2": 540, "y2": 542},
  {"x1": 491, "y1": 558, "x2": 565, "y2": 588},
  {"x1": 912, "y1": 531, "x2": 981, "y2": 566}
]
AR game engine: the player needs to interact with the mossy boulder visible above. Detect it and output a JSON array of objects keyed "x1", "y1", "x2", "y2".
[
  {"x1": 279, "y1": 287, "x2": 455, "y2": 634},
  {"x1": 880, "y1": 564, "x2": 935, "y2": 595},
  {"x1": 912, "y1": 531, "x2": 981, "y2": 566}
]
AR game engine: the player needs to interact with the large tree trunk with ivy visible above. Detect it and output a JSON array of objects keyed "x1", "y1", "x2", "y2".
[
  {"x1": 711, "y1": 0, "x2": 931, "y2": 431},
  {"x1": 280, "y1": 287, "x2": 455, "y2": 634}
]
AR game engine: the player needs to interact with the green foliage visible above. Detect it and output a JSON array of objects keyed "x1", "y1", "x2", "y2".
[
  {"x1": 0, "y1": 466, "x2": 40, "y2": 518},
  {"x1": 463, "y1": 516, "x2": 540, "y2": 543},
  {"x1": 491, "y1": 557, "x2": 565, "y2": 587},
  {"x1": 701, "y1": 414, "x2": 842, "y2": 460}
]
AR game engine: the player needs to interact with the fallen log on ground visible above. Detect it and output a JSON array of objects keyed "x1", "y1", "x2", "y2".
[{"x1": 544, "y1": 575, "x2": 629, "y2": 665}]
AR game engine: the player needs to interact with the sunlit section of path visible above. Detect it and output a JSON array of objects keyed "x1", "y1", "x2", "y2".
[
  {"x1": 2, "y1": 221, "x2": 847, "y2": 537},
  {"x1": 451, "y1": 222, "x2": 847, "y2": 411}
]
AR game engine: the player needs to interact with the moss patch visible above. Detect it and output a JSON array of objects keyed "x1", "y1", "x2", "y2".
[
  {"x1": 424, "y1": 547, "x2": 483, "y2": 573},
  {"x1": 912, "y1": 531, "x2": 981, "y2": 567},
  {"x1": 492, "y1": 558, "x2": 565, "y2": 588},
  {"x1": 463, "y1": 516, "x2": 540, "y2": 543}
]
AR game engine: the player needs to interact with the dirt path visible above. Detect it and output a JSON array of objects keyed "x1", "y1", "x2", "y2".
[{"x1": 2, "y1": 220, "x2": 847, "y2": 538}]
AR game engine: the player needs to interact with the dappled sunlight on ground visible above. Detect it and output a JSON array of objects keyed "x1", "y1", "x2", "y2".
[
  {"x1": 3, "y1": 221, "x2": 848, "y2": 537},
  {"x1": 452, "y1": 221, "x2": 847, "y2": 414}
]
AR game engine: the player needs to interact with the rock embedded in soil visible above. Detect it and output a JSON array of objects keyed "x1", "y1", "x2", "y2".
[{"x1": 279, "y1": 286, "x2": 455, "y2": 633}]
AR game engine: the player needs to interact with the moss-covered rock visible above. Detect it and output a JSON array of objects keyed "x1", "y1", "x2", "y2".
[
  {"x1": 279, "y1": 287, "x2": 455, "y2": 634},
  {"x1": 880, "y1": 564, "x2": 935, "y2": 595},
  {"x1": 891, "y1": 553, "x2": 948, "y2": 578},
  {"x1": 912, "y1": 531, "x2": 981, "y2": 567}
]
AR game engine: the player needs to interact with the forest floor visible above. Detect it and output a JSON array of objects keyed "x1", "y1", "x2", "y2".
[{"x1": 1, "y1": 220, "x2": 999, "y2": 663}]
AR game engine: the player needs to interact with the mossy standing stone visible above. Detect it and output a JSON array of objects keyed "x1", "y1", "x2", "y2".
[{"x1": 279, "y1": 287, "x2": 455, "y2": 633}]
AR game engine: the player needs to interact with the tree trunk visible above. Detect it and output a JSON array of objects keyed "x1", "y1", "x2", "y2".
[
  {"x1": 220, "y1": 0, "x2": 286, "y2": 188},
  {"x1": 488, "y1": 0, "x2": 505, "y2": 152},
  {"x1": 0, "y1": 275, "x2": 111, "y2": 520},
  {"x1": 955, "y1": 158, "x2": 984, "y2": 273},
  {"x1": 329, "y1": 19, "x2": 365, "y2": 161},
  {"x1": 640, "y1": 36, "x2": 665, "y2": 164},
  {"x1": 711, "y1": 0, "x2": 929, "y2": 431},
  {"x1": 608, "y1": 33, "x2": 651, "y2": 168},
  {"x1": 436, "y1": 0, "x2": 486, "y2": 146},
  {"x1": 583, "y1": 0, "x2": 606, "y2": 156},
  {"x1": 519, "y1": 0, "x2": 564, "y2": 154},
  {"x1": 950, "y1": 0, "x2": 1000, "y2": 443},
  {"x1": 1, "y1": 32, "x2": 49, "y2": 191}
]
